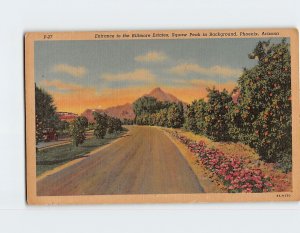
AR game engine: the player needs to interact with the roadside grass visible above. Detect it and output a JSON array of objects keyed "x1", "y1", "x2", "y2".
[
  {"x1": 164, "y1": 127, "x2": 292, "y2": 192},
  {"x1": 36, "y1": 130, "x2": 127, "y2": 176}
]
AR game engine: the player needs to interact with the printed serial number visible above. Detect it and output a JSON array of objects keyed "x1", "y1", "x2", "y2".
[
  {"x1": 276, "y1": 194, "x2": 291, "y2": 198},
  {"x1": 43, "y1": 34, "x2": 53, "y2": 39}
]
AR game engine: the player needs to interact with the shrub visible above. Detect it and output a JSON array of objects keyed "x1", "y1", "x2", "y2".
[
  {"x1": 93, "y1": 112, "x2": 108, "y2": 139},
  {"x1": 70, "y1": 117, "x2": 87, "y2": 147},
  {"x1": 171, "y1": 131, "x2": 273, "y2": 193}
]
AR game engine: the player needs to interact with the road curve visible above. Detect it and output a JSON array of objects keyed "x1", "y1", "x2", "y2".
[{"x1": 37, "y1": 126, "x2": 204, "y2": 195}]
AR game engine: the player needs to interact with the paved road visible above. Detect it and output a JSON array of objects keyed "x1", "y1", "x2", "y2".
[{"x1": 37, "y1": 126, "x2": 204, "y2": 195}]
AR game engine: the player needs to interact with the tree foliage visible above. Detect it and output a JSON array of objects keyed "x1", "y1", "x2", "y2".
[
  {"x1": 93, "y1": 112, "x2": 108, "y2": 139},
  {"x1": 133, "y1": 96, "x2": 162, "y2": 116},
  {"x1": 107, "y1": 116, "x2": 123, "y2": 134},
  {"x1": 35, "y1": 84, "x2": 59, "y2": 144},
  {"x1": 232, "y1": 39, "x2": 291, "y2": 170},
  {"x1": 184, "y1": 99, "x2": 207, "y2": 135},
  {"x1": 205, "y1": 88, "x2": 233, "y2": 141},
  {"x1": 167, "y1": 103, "x2": 184, "y2": 128},
  {"x1": 134, "y1": 96, "x2": 184, "y2": 128},
  {"x1": 70, "y1": 117, "x2": 88, "y2": 147},
  {"x1": 94, "y1": 112, "x2": 123, "y2": 138},
  {"x1": 57, "y1": 120, "x2": 70, "y2": 137}
]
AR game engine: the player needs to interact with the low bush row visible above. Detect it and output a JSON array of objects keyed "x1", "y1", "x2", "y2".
[{"x1": 171, "y1": 131, "x2": 273, "y2": 193}]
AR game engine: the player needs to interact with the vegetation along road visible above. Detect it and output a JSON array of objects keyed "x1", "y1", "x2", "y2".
[{"x1": 37, "y1": 126, "x2": 204, "y2": 195}]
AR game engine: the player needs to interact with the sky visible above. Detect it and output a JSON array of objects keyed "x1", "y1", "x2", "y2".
[{"x1": 35, "y1": 37, "x2": 286, "y2": 114}]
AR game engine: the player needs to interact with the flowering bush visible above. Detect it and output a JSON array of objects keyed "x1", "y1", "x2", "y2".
[{"x1": 171, "y1": 131, "x2": 273, "y2": 193}]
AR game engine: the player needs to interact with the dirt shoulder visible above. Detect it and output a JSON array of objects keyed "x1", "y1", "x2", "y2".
[{"x1": 160, "y1": 127, "x2": 226, "y2": 193}]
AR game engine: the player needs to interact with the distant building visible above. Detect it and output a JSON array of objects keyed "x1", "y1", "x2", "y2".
[
  {"x1": 42, "y1": 128, "x2": 58, "y2": 142},
  {"x1": 57, "y1": 112, "x2": 78, "y2": 122}
]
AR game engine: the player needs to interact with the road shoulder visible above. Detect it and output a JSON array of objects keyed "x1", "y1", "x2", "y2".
[{"x1": 160, "y1": 127, "x2": 226, "y2": 193}]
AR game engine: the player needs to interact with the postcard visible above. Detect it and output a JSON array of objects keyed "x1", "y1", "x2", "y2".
[{"x1": 25, "y1": 29, "x2": 299, "y2": 204}]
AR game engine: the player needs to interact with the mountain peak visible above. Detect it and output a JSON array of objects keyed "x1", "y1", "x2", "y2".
[
  {"x1": 150, "y1": 87, "x2": 163, "y2": 93},
  {"x1": 81, "y1": 88, "x2": 185, "y2": 122},
  {"x1": 145, "y1": 87, "x2": 180, "y2": 103}
]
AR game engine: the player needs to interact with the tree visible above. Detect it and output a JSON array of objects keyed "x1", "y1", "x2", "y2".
[
  {"x1": 155, "y1": 108, "x2": 168, "y2": 127},
  {"x1": 70, "y1": 117, "x2": 87, "y2": 147},
  {"x1": 77, "y1": 116, "x2": 88, "y2": 128},
  {"x1": 113, "y1": 118, "x2": 123, "y2": 132},
  {"x1": 57, "y1": 120, "x2": 70, "y2": 137},
  {"x1": 57, "y1": 120, "x2": 69, "y2": 131},
  {"x1": 93, "y1": 112, "x2": 108, "y2": 139},
  {"x1": 177, "y1": 102, "x2": 185, "y2": 126},
  {"x1": 167, "y1": 103, "x2": 184, "y2": 128},
  {"x1": 35, "y1": 84, "x2": 59, "y2": 144},
  {"x1": 235, "y1": 39, "x2": 291, "y2": 171},
  {"x1": 107, "y1": 117, "x2": 114, "y2": 134},
  {"x1": 133, "y1": 96, "x2": 161, "y2": 117},
  {"x1": 184, "y1": 103, "x2": 196, "y2": 131},
  {"x1": 107, "y1": 116, "x2": 122, "y2": 134},
  {"x1": 205, "y1": 88, "x2": 232, "y2": 141},
  {"x1": 194, "y1": 99, "x2": 208, "y2": 135},
  {"x1": 184, "y1": 99, "x2": 208, "y2": 134}
]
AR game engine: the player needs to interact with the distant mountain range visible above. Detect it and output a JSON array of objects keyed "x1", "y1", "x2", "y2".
[{"x1": 81, "y1": 87, "x2": 182, "y2": 121}]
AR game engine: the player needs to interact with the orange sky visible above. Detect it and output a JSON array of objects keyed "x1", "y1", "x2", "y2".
[{"x1": 48, "y1": 80, "x2": 237, "y2": 114}]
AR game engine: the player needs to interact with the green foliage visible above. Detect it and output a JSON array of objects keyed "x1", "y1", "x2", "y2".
[
  {"x1": 77, "y1": 116, "x2": 88, "y2": 128},
  {"x1": 107, "y1": 117, "x2": 122, "y2": 134},
  {"x1": 185, "y1": 89, "x2": 232, "y2": 141},
  {"x1": 233, "y1": 39, "x2": 291, "y2": 167},
  {"x1": 133, "y1": 96, "x2": 162, "y2": 116},
  {"x1": 93, "y1": 112, "x2": 108, "y2": 139},
  {"x1": 57, "y1": 120, "x2": 70, "y2": 131},
  {"x1": 57, "y1": 120, "x2": 70, "y2": 137},
  {"x1": 69, "y1": 117, "x2": 87, "y2": 147},
  {"x1": 134, "y1": 96, "x2": 184, "y2": 129},
  {"x1": 167, "y1": 103, "x2": 184, "y2": 128},
  {"x1": 154, "y1": 108, "x2": 169, "y2": 127},
  {"x1": 184, "y1": 99, "x2": 207, "y2": 135},
  {"x1": 205, "y1": 88, "x2": 233, "y2": 141},
  {"x1": 35, "y1": 84, "x2": 60, "y2": 144},
  {"x1": 87, "y1": 122, "x2": 95, "y2": 130}
]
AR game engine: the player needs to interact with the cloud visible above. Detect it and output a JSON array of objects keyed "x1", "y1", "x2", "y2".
[
  {"x1": 134, "y1": 51, "x2": 168, "y2": 62},
  {"x1": 171, "y1": 78, "x2": 237, "y2": 92},
  {"x1": 101, "y1": 69, "x2": 156, "y2": 82},
  {"x1": 168, "y1": 63, "x2": 241, "y2": 78},
  {"x1": 39, "y1": 79, "x2": 91, "y2": 92},
  {"x1": 52, "y1": 64, "x2": 87, "y2": 77}
]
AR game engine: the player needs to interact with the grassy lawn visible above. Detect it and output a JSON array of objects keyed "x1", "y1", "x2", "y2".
[{"x1": 36, "y1": 130, "x2": 127, "y2": 176}]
